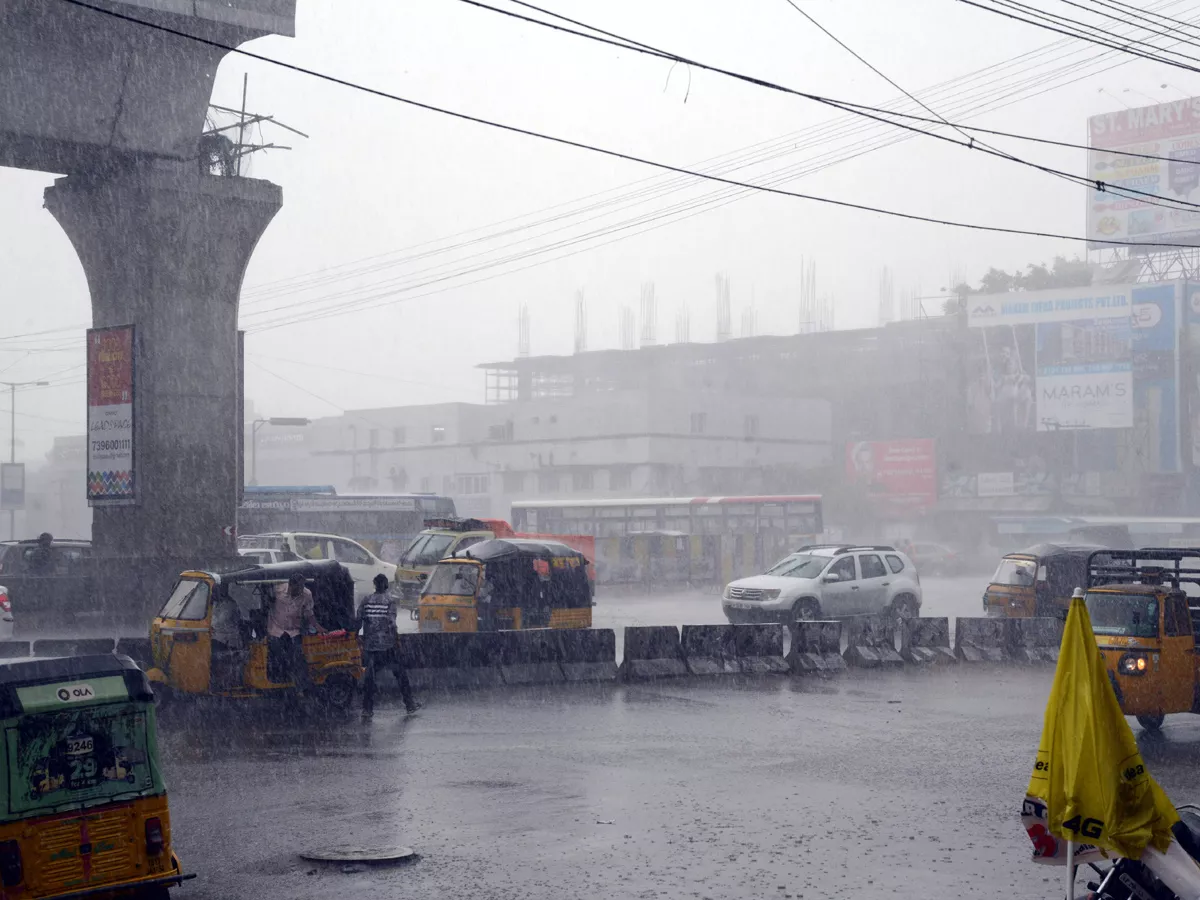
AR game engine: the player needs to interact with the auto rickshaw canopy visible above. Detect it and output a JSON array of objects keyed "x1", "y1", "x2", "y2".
[
  {"x1": 449, "y1": 538, "x2": 591, "y2": 609},
  {"x1": 179, "y1": 558, "x2": 356, "y2": 632}
]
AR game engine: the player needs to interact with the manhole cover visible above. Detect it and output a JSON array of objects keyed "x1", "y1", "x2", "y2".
[{"x1": 299, "y1": 846, "x2": 417, "y2": 864}]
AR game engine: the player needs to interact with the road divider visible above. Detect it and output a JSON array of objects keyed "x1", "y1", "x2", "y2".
[
  {"x1": 1008, "y1": 617, "x2": 1063, "y2": 664},
  {"x1": 555, "y1": 628, "x2": 618, "y2": 682},
  {"x1": 681, "y1": 625, "x2": 738, "y2": 676},
  {"x1": 0, "y1": 641, "x2": 29, "y2": 659},
  {"x1": 619, "y1": 626, "x2": 688, "y2": 681},
  {"x1": 954, "y1": 617, "x2": 1009, "y2": 663},
  {"x1": 787, "y1": 620, "x2": 845, "y2": 675},
  {"x1": 398, "y1": 633, "x2": 504, "y2": 690},
  {"x1": 498, "y1": 630, "x2": 564, "y2": 685},
  {"x1": 842, "y1": 616, "x2": 903, "y2": 668},
  {"x1": 901, "y1": 617, "x2": 956, "y2": 665},
  {"x1": 33, "y1": 638, "x2": 116, "y2": 658},
  {"x1": 733, "y1": 624, "x2": 789, "y2": 674}
]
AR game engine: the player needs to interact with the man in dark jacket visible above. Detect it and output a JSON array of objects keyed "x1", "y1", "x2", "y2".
[{"x1": 357, "y1": 573, "x2": 420, "y2": 718}]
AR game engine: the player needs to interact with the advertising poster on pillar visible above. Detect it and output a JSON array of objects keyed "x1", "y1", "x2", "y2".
[
  {"x1": 1131, "y1": 282, "x2": 1181, "y2": 474},
  {"x1": 845, "y1": 439, "x2": 937, "y2": 512},
  {"x1": 86, "y1": 325, "x2": 135, "y2": 505}
]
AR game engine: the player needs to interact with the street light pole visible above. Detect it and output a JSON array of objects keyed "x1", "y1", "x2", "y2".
[
  {"x1": 2, "y1": 380, "x2": 50, "y2": 540},
  {"x1": 250, "y1": 417, "x2": 310, "y2": 487}
]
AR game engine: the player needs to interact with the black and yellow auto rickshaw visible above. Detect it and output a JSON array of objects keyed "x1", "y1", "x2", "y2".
[
  {"x1": 983, "y1": 543, "x2": 1109, "y2": 617},
  {"x1": 0, "y1": 654, "x2": 192, "y2": 898},
  {"x1": 1086, "y1": 548, "x2": 1200, "y2": 732},
  {"x1": 418, "y1": 538, "x2": 592, "y2": 633},
  {"x1": 148, "y1": 559, "x2": 362, "y2": 706}
]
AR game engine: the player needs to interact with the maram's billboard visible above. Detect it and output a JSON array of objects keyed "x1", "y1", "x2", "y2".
[
  {"x1": 1088, "y1": 97, "x2": 1200, "y2": 248},
  {"x1": 965, "y1": 282, "x2": 1182, "y2": 473}
]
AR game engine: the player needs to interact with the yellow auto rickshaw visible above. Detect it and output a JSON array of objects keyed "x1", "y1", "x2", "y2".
[
  {"x1": 983, "y1": 543, "x2": 1110, "y2": 617},
  {"x1": 0, "y1": 654, "x2": 193, "y2": 898},
  {"x1": 1086, "y1": 548, "x2": 1200, "y2": 732},
  {"x1": 148, "y1": 559, "x2": 362, "y2": 706},
  {"x1": 419, "y1": 538, "x2": 592, "y2": 633}
]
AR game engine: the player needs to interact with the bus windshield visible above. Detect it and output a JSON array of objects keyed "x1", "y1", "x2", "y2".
[
  {"x1": 424, "y1": 563, "x2": 480, "y2": 597},
  {"x1": 6, "y1": 705, "x2": 161, "y2": 817},
  {"x1": 1086, "y1": 592, "x2": 1160, "y2": 638}
]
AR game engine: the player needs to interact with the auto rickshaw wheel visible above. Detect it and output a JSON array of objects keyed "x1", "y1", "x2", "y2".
[
  {"x1": 1137, "y1": 714, "x2": 1165, "y2": 732},
  {"x1": 316, "y1": 674, "x2": 356, "y2": 711}
]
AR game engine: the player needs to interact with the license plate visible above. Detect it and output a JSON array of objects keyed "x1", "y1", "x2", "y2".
[{"x1": 726, "y1": 601, "x2": 754, "y2": 610}]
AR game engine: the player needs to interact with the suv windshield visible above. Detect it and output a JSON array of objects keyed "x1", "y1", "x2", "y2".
[
  {"x1": 991, "y1": 558, "x2": 1037, "y2": 587},
  {"x1": 1086, "y1": 592, "x2": 1160, "y2": 638},
  {"x1": 401, "y1": 533, "x2": 456, "y2": 566},
  {"x1": 764, "y1": 554, "x2": 828, "y2": 579}
]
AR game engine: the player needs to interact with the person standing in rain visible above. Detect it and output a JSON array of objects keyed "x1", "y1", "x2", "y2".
[{"x1": 357, "y1": 573, "x2": 420, "y2": 718}]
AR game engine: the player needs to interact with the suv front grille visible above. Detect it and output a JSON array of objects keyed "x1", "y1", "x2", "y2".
[{"x1": 727, "y1": 587, "x2": 765, "y2": 602}]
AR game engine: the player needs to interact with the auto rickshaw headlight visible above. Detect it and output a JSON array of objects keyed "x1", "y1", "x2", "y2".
[
  {"x1": 145, "y1": 817, "x2": 164, "y2": 856},
  {"x1": 447, "y1": 610, "x2": 460, "y2": 623},
  {"x1": 1119, "y1": 653, "x2": 1149, "y2": 676}
]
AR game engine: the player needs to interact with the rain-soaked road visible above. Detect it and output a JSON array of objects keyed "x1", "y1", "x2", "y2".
[{"x1": 158, "y1": 663, "x2": 1200, "y2": 900}]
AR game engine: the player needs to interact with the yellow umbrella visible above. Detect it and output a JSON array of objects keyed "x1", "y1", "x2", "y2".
[{"x1": 1022, "y1": 592, "x2": 1178, "y2": 894}]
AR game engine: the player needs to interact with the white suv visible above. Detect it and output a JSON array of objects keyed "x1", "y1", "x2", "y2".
[
  {"x1": 237, "y1": 532, "x2": 396, "y2": 602},
  {"x1": 722, "y1": 545, "x2": 921, "y2": 624}
]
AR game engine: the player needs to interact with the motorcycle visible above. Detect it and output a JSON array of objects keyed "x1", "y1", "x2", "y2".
[{"x1": 1077, "y1": 806, "x2": 1200, "y2": 900}]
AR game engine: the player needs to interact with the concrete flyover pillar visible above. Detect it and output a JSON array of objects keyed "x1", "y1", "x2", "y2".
[{"x1": 44, "y1": 161, "x2": 282, "y2": 621}]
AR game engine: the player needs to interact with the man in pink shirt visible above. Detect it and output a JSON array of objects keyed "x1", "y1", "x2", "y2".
[{"x1": 267, "y1": 573, "x2": 325, "y2": 686}]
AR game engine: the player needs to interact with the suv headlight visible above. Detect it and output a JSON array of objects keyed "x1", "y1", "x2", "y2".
[
  {"x1": 761, "y1": 589, "x2": 781, "y2": 600},
  {"x1": 723, "y1": 586, "x2": 733, "y2": 599}
]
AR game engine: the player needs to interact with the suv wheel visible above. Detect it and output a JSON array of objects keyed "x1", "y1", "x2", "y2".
[
  {"x1": 891, "y1": 594, "x2": 919, "y2": 621},
  {"x1": 792, "y1": 599, "x2": 821, "y2": 623}
]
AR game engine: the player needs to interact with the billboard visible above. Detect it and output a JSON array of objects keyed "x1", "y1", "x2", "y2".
[
  {"x1": 966, "y1": 285, "x2": 1135, "y2": 433},
  {"x1": 0, "y1": 464, "x2": 24, "y2": 510},
  {"x1": 845, "y1": 439, "x2": 937, "y2": 512},
  {"x1": 1087, "y1": 98, "x2": 1200, "y2": 248},
  {"x1": 87, "y1": 325, "x2": 135, "y2": 505}
]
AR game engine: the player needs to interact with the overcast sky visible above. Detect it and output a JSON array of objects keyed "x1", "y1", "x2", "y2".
[{"x1": 3, "y1": 0, "x2": 1198, "y2": 460}]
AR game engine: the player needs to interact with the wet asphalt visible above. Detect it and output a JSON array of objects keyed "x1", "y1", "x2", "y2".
[{"x1": 152, "y1": 574, "x2": 1200, "y2": 900}]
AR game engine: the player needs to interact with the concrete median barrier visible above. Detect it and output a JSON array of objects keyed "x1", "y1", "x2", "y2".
[
  {"x1": 115, "y1": 638, "x2": 153, "y2": 669},
  {"x1": 954, "y1": 617, "x2": 1010, "y2": 663},
  {"x1": 498, "y1": 630, "x2": 564, "y2": 686},
  {"x1": 787, "y1": 621, "x2": 845, "y2": 675},
  {"x1": 1008, "y1": 617, "x2": 1063, "y2": 664},
  {"x1": 32, "y1": 638, "x2": 116, "y2": 658},
  {"x1": 733, "y1": 624, "x2": 789, "y2": 674},
  {"x1": 0, "y1": 641, "x2": 30, "y2": 659},
  {"x1": 397, "y1": 633, "x2": 504, "y2": 690},
  {"x1": 555, "y1": 629, "x2": 618, "y2": 682},
  {"x1": 681, "y1": 625, "x2": 738, "y2": 676},
  {"x1": 619, "y1": 626, "x2": 687, "y2": 681},
  {"x1": 900, "y1": 617, "x2": 956, "y2": 665},
  {"x1": 842, "y1": 616, "x2": 903, "y2": 669}
]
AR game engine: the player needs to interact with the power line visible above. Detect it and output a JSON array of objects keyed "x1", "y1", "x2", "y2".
[
  {"x1": 454, "y1": 0, "x2": 1200, "y2": 214},
  {"x1": 235, "y1": 2, "x2": 1200, "y2": 321},
  {"x1": 238, "y1": 8, "x2": 1193, "y2": 306},
  {"x1": 56, "y1": 0, "x2": 1200, "y2": 247},
  {"x1": 961, "y1": 0, "x2": 1200, "y2": 72}
]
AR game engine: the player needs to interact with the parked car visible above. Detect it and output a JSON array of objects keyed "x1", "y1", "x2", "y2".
[
  {"x1": 236, "y1": 532, "x2": 395, "y2": 601},
  {"x1": 907, "y1": 542, "x2": 962, "y2": 576},
  {"x1": 722, "y1": 544, "x2": 921, "y2": 624},
  {"x1": 237, "y1": 547, "x2": 297, "y2": 565},
  {"x1": 0, "y1": 537, "x2": 91, "y2": 630}
]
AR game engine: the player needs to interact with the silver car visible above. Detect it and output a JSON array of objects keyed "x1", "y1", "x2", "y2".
[{"x1": 722, "y1": 545, "x2": 922, "y2": 623}]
